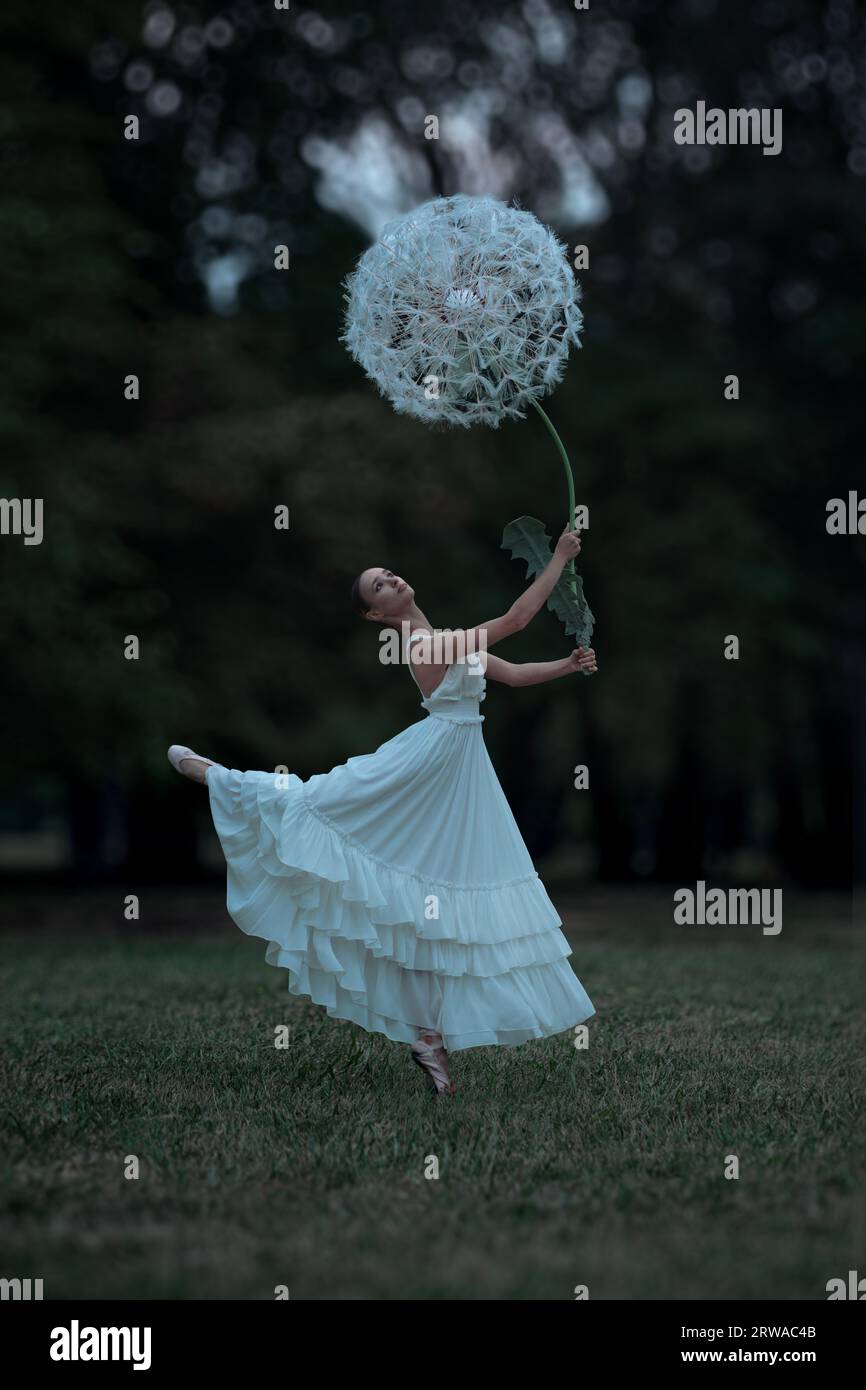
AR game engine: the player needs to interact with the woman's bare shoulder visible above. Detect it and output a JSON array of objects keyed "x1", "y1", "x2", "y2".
[{"x1": 405, "y1": 629, "x2": 450, "y2": 698}]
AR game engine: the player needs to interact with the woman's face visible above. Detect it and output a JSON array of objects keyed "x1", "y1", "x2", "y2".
[{"x1": 359, "y1": 567, "x2": 415, "y2": 622}]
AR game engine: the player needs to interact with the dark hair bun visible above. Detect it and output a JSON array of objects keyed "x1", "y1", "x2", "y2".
[{"x1": 350, "y1": 575, "x2": 370, "y2": 617}]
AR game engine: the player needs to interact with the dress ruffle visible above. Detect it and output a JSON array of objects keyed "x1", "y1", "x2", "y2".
[{"x1": 207, "y1": 766, "x2": 596, "y2": 1052}]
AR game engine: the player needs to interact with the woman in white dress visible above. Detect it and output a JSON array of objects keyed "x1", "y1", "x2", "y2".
[{"x1": 169, "y1": 527, "x2": 596, "y2": 1097}]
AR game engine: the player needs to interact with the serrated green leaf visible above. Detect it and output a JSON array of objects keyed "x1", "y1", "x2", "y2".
[{"x1": 501, "y1": 515, "x2": 595, "y2": 646}]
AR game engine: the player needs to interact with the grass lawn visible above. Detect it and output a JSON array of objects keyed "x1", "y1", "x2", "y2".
[{"x1": 1, "y1": 886, "x2": 863, "y2": 1300}]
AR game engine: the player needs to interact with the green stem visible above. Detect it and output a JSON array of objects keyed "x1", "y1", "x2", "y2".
[{"x1": 529, "y1": 396, "x2": 577, "y2": 591}]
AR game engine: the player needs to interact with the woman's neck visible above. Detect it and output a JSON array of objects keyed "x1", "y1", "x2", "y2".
[{"x1": 404, "y1": 605, "x2": 431, "y2": 632}]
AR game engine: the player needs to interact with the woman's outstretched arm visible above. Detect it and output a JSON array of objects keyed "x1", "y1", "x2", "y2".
[
  {"x1": 460, "y1": 527, "x2": 584, "y2": 652},
  {"x1": 481, "y1": 646, "x2": 598, "y2": 686}
]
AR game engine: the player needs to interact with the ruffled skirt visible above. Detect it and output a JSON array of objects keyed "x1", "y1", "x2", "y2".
[{"x1": 206, "y1": 715, "x2": 595, "y2": 1051}]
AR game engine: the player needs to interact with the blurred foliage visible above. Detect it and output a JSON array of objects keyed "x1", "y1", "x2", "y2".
[{"x1": 0, "y1": 0, "x2": 863, "y2": 884}]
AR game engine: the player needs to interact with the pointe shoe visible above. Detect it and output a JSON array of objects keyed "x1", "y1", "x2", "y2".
[
  {"x1": 167, "y1": 745, "x2": 216, "y2": 783},
  {"x1": 410, "y1": 1038, "x2": 457, "y2": 1097}
]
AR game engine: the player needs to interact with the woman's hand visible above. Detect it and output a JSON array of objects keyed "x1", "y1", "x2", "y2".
[
  {"x1": 567, "y1": 646, "x2": 597, "y2": 674},
  {"x1": 554, "y1": 526, "x2": 583, "y2": 562}
]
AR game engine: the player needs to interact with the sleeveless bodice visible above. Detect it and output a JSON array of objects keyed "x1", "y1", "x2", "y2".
[{"x1": 406, "y1": 629, "x2": 486, "y2": 724}]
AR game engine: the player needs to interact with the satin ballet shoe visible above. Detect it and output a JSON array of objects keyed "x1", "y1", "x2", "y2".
[
  {"x1": 410, "y1": 1038, "x2": 457, "y2": 1097},
  {"x1": 167, "y1": 745, "x2": 216, "y2": 783}
]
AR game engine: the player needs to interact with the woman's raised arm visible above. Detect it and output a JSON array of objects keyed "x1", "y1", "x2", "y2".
[{"x1": 459, "y1": 527, "x2": 583, "y2": 653}]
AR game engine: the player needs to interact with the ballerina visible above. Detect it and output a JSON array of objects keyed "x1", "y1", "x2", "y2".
[{"x1": 168, "y1": 526, "x2": 597, "y2": 1097}]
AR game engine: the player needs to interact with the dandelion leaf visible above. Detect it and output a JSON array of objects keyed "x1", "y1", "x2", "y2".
[{"x1": 501, "y1": 515, "x2": 595, "y2": 646}]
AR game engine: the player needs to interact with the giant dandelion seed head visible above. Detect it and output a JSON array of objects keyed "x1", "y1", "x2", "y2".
[{"x1": 341, "y1": 194, "x2": 583, "y2": 430}]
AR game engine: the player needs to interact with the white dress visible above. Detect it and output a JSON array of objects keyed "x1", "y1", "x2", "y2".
[{"x1": 206, "y1": 630, "x2": 595, "y2": 1051}]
